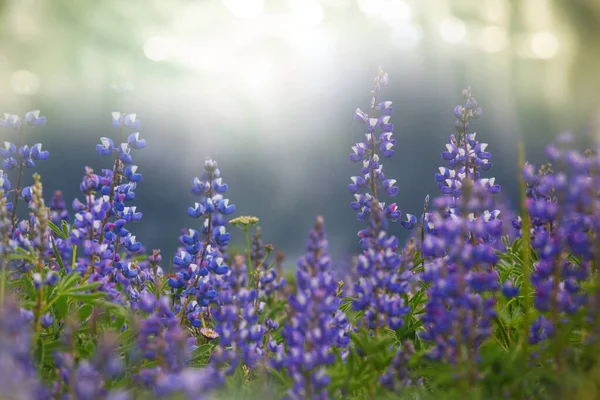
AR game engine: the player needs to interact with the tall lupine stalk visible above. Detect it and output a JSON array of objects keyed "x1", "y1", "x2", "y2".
[
  {"x1": 131, "y1": 295, "x2": 214, "y2": 398},
  {"x1": 211, "y1": 253, "x2": 267, "y2": 383},
  {"x1": 518, "y1": 134, "x2": 592, "y2": 368},
  {"x1": 210, "y1": 218, "x2": 286, "y2": 386},
  {"x1": 0, "y1": 171, "x2": 12, "y2": 308},
  {"x1": 172, "y1": 159, "x2": 235, "y2": 327},
  {"x1": 78, "y1": 112, "x2": 146, "y2": 284},
  {"x1": 250, "y1": 227, "x2": 286, "y2": 301},
  {"x1": 420, "y1": 188, "x2": 501, "y2": 384},
  {"x1": 282, "y1": 216, "x2": 341, "y2": 400},
  {"x1": 418, "y1": 90, "x2": 503, "y2": 386},
  {"x1": 516, "y1": 141, "x2": 533, "y2": 369},
  {"x1": 348, "y1": 70, "x2": 413, "y2": 333},
  {"x1": 349, "y1": 69, "x2": 400, "y2": 224},
  {"x1": 28, "y1": 174, "x2": 51, "y2": 339},
  {"x1": 0, "y1": 111, "x2": 48, "y2": 229}
]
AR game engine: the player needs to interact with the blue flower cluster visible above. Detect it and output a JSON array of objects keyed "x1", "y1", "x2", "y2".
[
  {"x1": 170, "y1": 159, "x2": 235, "y2": 328},
  {"x1": 211, "y1": 254, "x2": 266, "y2": 378},
  {"x1": 348, "y1": 70, "x2": 413, "y2": 333},
  {"x1": 349, "y1": 70, "x2": 401, "y2": 224},
  {"x1": 418, "y1": 91, "x2": 502, "y2": 373},
  {"x1": 0, "y1": 297, "x2": 46, "y2": 399},
  {"x1": 0, "y1": 111, "x2": 48, "y2": 231},
  {"x1": 520, "y1": 134, "x2": 591, "y2": 344},
  {"x1": 282, "y1": 216, "x2": 348, "y2": 400},
  {"x1": 351, "y1": 206, "x2": 413, "y2": 331}
]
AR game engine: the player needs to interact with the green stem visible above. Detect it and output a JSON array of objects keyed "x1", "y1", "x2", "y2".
[
  {"x1": 33, "y1": 259, "x2": 45, "y2": 342},
  {"x1": 253, "y1": 250, "x2": 272, "y2": 315},
  {"x1": 517, "y1": 141, "x2": 533, "y2": 364},
  {"x1": 245, "y1": 226, "x2": 252, "y2": 286}
]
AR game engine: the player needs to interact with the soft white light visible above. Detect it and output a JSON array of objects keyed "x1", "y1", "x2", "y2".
[
  {"x1": 357, "y1": 0, "x2": 384, "y2": 15},
  {"x1": 184, "y1": 42, "x2": 235, "y2": 72},
  {"x1": 291, "y1": 0, "x2": 324, "y2": 26},
  {"x1": 439, "y1": 17, "x2": 466, "y2": 44},
  {"x1": 479, "y1": 26, "x2": 508, "y2": 53},
  {"x1": 10, "y1": 70, "x2": 40, "y2": 96},
  {"x1": 530, "y1": 31, "x2": 559, "y2": 59},
  {"x1": 381, "y1": 0, "x2": 411, "y2": 27},
  {"x1": 389, "y1": 23, "x2": 421, "y2": 50},
  {"x1": 144, "y1": 36, "x2": 170, "y2": 61},
  {"x1": 236, "y1": 57, "x2": 274, "y2": 94},
  {"x1": 222, "y1": 0, "x2": 264, "y2": 19}
]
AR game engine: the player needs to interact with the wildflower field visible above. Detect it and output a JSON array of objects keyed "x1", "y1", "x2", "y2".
[{"x1": 1, "y1": 66, "x2": 600, "y2": 400}]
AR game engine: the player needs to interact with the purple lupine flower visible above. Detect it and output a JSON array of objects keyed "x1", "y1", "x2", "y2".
[
  {"x1": 435, "y1": 89, "x2": 496, "y2": 201},
  {"x1": 251, "y1": 228, "x2": 285, "y2": 298},
  {"x1": 349, "y1": 70, "x2": 402, "y2": 224},
  {"x1": 0, "y1": 170, "x2": 12, "y2": 213},
  {"x1": 54, "y1": 332, "x2": 124, "y2": 399},
  {"x1": 380, "y1": 341, "x2": 417, "y2": 394},
  {"x1": 23, "y1": 110, "x2": 46, "y2": 126},
  {"x1": 49, "y1": 190, "x2": 69, "y2": 225},
  {"x1": 0, "y1": 111, "x2": 48, "y2": 171},
  {"x1": 133, "y1": 297, "x2": 223, "y2": 398},
  {"x1": 212, "y1": 266, "x2": 266, "y2": 377},
  {"x1": 352, "y1": 204, "x2": 412, "y2": 331},
  {"x1": 0, "y1": 297, "x2": 48, "y2": 399},
  {"x1": 520, "y1": 135, "x2": 594, "y2": 343},
  {"x1": 415, "y1": 89, "x2": 506, "y2": 372},
  {"x1": 419, "y1": 185, "x2": 500, "y2": 368},
  {"x1": 66, "y1": 113, "x2": 153, "y2": 313},
  {"x1": 281, "y1": 216, "x2": 343, "y2": 399},
  {"x1": 172, "y1": 159, "x2": 235, "y2": 327},
  {"x1": 0, "y1": 113, "x2": 22, "y2": 128}
]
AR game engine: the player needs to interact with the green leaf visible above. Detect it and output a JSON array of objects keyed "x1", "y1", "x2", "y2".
[
  {"x1": 77, "y1": 304, "x2": 94, "y2": 321},
  {"x1": 68, "y1": 292, "x2": 107, "y2": 301},
  {"x1": 50, "y1": 237, "x2": 66, "y2": 272},
  {"x1": 59, "y1": 273, "x2": 81, "y2": 293},
  {"x1": 48, "y1": 221, "x2": 68, "y2": 239},
  {"x1": 61, "y1": 220, "x2": 70, "y2": 237},
  {"x1": 188, "y1": 343, "x2": 214, "y2": 365},
  {"x1": 54, "y1": 296, "x2": 68, "y2": 320},
  {"x1": 268, "y1": 367, "x2": 291, "y2": 386},
  {"x1": 66, "y1": 281, "x2": 102, "y2": 293}
]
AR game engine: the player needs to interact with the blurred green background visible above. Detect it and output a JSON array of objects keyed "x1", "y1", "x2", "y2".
[{"x1": 0, "y1": 0, "x2": 599, "y2": 263}]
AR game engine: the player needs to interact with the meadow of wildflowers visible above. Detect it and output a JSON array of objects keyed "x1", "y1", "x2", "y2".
[{"x1": 1, "y1": 70, "x2": 600, "y2": 400}]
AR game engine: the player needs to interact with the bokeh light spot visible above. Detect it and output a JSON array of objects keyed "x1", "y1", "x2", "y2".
[
  {"x1": 10, "y1": 70, "x2": 40, "y2": 96},
  {"x1": 357, "y1": 0, "x2": 384, "y2": 15},
  {"x1": 390, "y1": 23, "x2": 421, "y2": 51},
  {"x1": 530, "y1": 31, "x2": 559, "y2": 59},
  {"x1": 381, "y1": 0, "x2": 411, "y2": 27},
  {"x1": 222, "y1": 0, "x2": 264, "y2": 19},
  {"x1": 440, "y1": 17, "x2": 466, "y2": 44},
  {"x1": 291, "y1": 0, "x2": 324, "y2": 26},
  {"x1": 479, "y1": 26, "x2": 509, "y2": 53}
]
